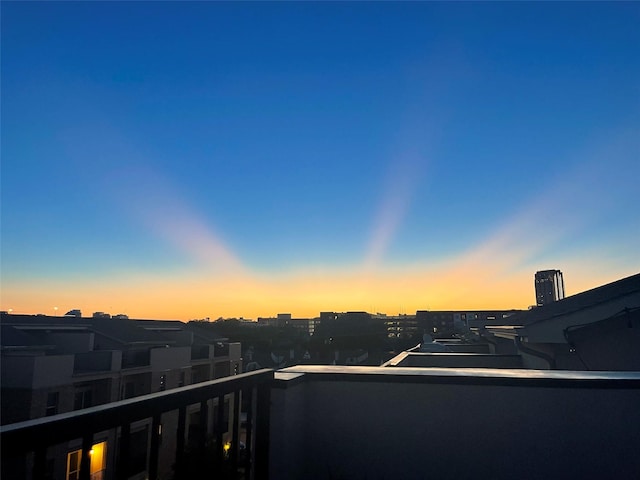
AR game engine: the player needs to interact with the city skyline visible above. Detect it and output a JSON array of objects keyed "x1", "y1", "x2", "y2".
[{"x1": 2, "y1": 2, "x2": 639, "y2": 320}]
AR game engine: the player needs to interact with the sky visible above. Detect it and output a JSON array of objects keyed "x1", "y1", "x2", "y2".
[{"x1": 2, "y1": 2, "x2": 639, "y2": 320}]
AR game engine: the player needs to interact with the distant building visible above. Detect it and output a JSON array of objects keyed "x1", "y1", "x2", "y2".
[
  {"x1": 372, "y1": 313, "x2": 418, "y2": 339},
  {"x1": 535, "y1": 269, "x2": 565, "y2": 306},
  {"x1": 257, "y1": 314, "x2": 319, "y2": 336},
  {"x1": 289, "y1": 318, "x2": 319, "y2": 337},
  {"x1": 257, "y1": 313, "x2": 291, "y2": 328},
  {"x1": 415, "y1": 310, "x2": 522, "y2": 338}
]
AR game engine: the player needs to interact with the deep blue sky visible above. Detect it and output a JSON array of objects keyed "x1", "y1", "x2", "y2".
[{"x1": 2, "y1": 2, "x2": 639, "y2": 319}]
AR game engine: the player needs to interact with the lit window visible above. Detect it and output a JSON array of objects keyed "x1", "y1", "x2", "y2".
[{"x1": 66, "y1": 442, "x2": 107, "y2": 480}]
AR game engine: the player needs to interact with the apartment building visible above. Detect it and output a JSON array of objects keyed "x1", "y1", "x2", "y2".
[{"x1": 1, "y1": 313, "x2": 242, "y2": 480}]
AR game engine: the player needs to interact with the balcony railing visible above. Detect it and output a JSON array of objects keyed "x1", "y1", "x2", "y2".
[
  {"x1": 1, "y1": 369, "x2": 273, "y2": 480},
  {"x1": 5, "y1": 364, "x2": 640, "y2": 480}
]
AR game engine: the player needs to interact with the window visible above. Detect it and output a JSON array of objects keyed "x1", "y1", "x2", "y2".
[
  {"x1": 74, "y1": 389, "x2": 92, "y2": 411},
  {"x1": 123, "y1": 382, "x2": 135, "y2": 399},
  {"x1": 46, "y1": 392, "x2": 59, "y2": 416},
  {"x1": 89, "y1": 441, "x2": 107, "y2": 480},
  {"x1": 66, "y1": 450, "x2": 80, "y2": 480},
  {"x1": 128, "y1": 428, "x2": 148, "y2": 476}
]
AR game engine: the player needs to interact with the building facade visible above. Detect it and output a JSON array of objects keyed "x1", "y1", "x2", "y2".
[
  {"x1": 535, "y1": 269, "x2": 565, "y2": 306},
  {"x1": 415, "y1": 310, "x2": 523, "y2": 338}
]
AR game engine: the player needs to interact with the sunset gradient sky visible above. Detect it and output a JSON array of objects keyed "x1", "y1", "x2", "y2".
[{"x1": 2, "y1": 2, "x2": 639, "y2": 320}]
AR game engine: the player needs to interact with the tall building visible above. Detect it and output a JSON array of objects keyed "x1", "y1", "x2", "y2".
[{"x1": 535, "y1": 269, "x2": 565, "y2": 306}]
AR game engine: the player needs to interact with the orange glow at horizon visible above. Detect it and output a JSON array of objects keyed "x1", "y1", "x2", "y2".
[{"x1": 2, "y1": 255, "x2": 636, "y2": 321}]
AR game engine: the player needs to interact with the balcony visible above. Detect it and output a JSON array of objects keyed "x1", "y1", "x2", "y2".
[
  {"x1": 214, "y1": 342, "x2": 230, "y2": 358},
  {"x1": 191, "y1": 344, "x2": 210, "y2": 361},
  {"x1": 74, "y1": 351, "x2": 120, "y2": 374},
  {"x1": 1, "y1": 369, "x2": 272, "y2": 480},
  {"x1": 121, "y1": 349, "x2": 151, "y2": 369},
  {"x1": 2, "y1": 366, "x2": 640, "y2": 479}
]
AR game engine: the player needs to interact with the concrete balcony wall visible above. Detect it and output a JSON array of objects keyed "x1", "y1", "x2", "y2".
[{"x1": 271, "y1": 366, "x2": 640, "y2": 480}]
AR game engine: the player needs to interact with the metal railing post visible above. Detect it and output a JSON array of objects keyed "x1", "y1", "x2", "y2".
[
  {"x1": 148, "y1": 414, "x2": 161, "y2": 480},
  {"x1": 254, "y1": 383, "x2": 271, "y2": 480},
  {"x1": 79, "y1": 433, "x2": 93, "y2": 480},
  {"x1": 230, "y1": 390, "x2": 241, "y2": 477},
  {"x1": 198, "y1": 400, "x2": 208, "y2": 459},
  {"x1": 243, "y1": 386, "x2": 255, "y2": 479},
  {"x1": 174, "y1": 406, "x2": 186, "y2": 477},
  {"x1": 117, "y1": 423, "x2": 131, "y2": 480},
  {"x1": 215, "y1": 394, "x2": 225, "y2": 466}
]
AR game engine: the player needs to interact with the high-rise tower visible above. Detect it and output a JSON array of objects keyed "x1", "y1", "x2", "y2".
[{"x1": 535, "y1": 270, "x2": 565, "y2": 306}]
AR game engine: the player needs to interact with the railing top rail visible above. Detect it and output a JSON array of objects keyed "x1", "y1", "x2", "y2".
[
  {"x1": 275, "y1": 365, "x2": 640, "y2": 388},
  {"x1": 1, "y1": 368, "x2": 274, "y2": 451}
]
